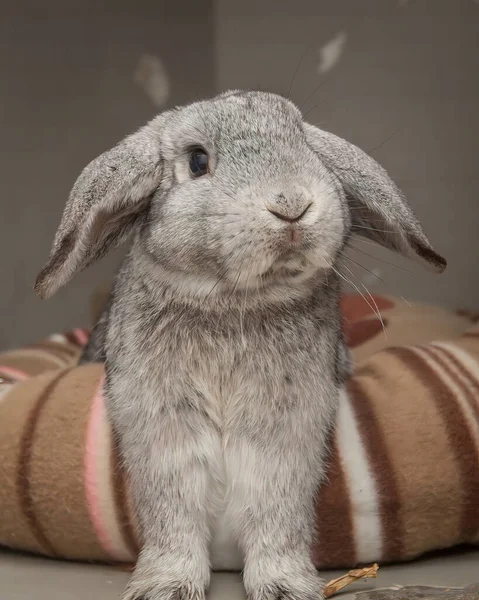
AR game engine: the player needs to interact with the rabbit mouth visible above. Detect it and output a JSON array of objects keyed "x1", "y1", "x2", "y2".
[
  {"x1": 259, "y1": 251, "x2": 312, "y2": 281},
  {"x1": 262, "y1": 267, "x2": 304, "y2": 281}
]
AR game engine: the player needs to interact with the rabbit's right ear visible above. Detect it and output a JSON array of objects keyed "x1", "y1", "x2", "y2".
[
  {"x1": 303, "y1": 123, "x2": 446, "y2": 273},
  {"x1": 35, "y1": 115, "x2": 169, "y2": 299}
]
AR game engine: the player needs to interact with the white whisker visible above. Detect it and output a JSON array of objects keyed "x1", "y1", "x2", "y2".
[{"x1": 340, "y1": 262, "x2": 387, "y2": 339}]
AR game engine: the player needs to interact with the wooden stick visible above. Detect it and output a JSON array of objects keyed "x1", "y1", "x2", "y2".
[{"x1": 324, "y1": 564, "x2": 379, "y2": 598}]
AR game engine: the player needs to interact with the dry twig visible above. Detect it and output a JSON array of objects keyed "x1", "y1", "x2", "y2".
[{"x1": 324, "y1": 564, "x2": 379, "y2": 598}]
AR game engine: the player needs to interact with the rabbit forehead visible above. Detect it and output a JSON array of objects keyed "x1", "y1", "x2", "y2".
[
  {"x1": 211, "y1": 90, "x2": 303, "y2": 127},
  {"x1": 212, "y1": 90, "x2": 302, "y2": 128},
  {"x1": 162, "y1": 91, "x2": 305, "y2": 154}
]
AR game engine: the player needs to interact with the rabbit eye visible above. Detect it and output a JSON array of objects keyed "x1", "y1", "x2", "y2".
[{"x1": 189, "y1": 147, "x2": 209, "y2": 177}]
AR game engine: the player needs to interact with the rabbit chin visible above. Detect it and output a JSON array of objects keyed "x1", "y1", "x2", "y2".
[
  {"x1": 227, "y1": 248, "x2": 327, "y2": 293},
  {"x1": 141, "y1": 244, "x2": 331, "y2": 304}
]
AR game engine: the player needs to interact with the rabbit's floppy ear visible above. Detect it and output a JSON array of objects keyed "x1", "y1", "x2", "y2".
[
  {"x1": 303, "y1": 123, "x2": 446, "y2": 273},
  {"x1": 35, "y1": 114, "x2": 169, "y2": 299}
]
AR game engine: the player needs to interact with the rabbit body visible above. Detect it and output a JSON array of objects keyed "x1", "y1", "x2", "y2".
[
  {"x1": 35, "y1": 91, "x2": 445, "y2": 600},
  {"x1": 105, "y1": 247, "x2": 344, "y2": 598}
]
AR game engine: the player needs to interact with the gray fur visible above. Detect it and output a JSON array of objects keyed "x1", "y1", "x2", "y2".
[
  {"x1": 35, "y1": 91, "x2": 445, "y2": 600},
  {"x1": 79, "y1": 296, "x2": 110, "y2": 364},
  {"x1": 302, "y1": 123, "x2": 446, "y2": 273}
]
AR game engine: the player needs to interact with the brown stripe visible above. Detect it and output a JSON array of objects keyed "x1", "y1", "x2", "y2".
[
  {"x1": 16, "y1": 370, "x2": 72, "y2": 556},
  {"x1": 27, "y1": 341, "x2": 79, "y2": 361},
  {"x1": 456, "y1": 310, "x2": 479, "y2": 322},
  {"x1": 32, "y1": 364, "x2": 111, "y2": 560},
  {"x1": 313, "y1": 438, "x2": 356, "y2": 568},
  {"x1": 390, "y1": 347, "x2": 479, "y2": 541},
  {"x1": 347, "y1": 377, "x2": 403, "y2": 561},
  {"x1": 429, "y1": 346, "x2": 479, "y2": 422},
  {"x1": 464, "y1": 332, "x2": 479, "y2": 338},
  {"x1": 111, "y1": 437, "x2": 141, "y2": 557}
]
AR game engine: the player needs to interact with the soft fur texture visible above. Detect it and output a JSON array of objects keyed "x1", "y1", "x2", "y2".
[
  {"x1": 0, "y1": 297, "x2": 478, "y2": 569},
  {"x1": 35, "y1": 91, "x2": 446, "y2": 600}
]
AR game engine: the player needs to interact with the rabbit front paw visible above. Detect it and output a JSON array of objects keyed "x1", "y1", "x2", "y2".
[
  {"x1": 123, "y1": 582, "x2": 206, "y2": 600},
  {"x1": 245, "y1": 560, "x2": 325, "y2": 600},
  {"x1": 247, "y1": 579, "x2": 325, "y2": 600},
  {"x1": 123, "y1": 546, "x2": 209, "y2": 600}
]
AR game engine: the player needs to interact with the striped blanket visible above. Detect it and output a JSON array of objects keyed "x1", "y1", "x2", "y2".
[{"x1": 0, "y1": 295, "x2": 478, "y2": 569}]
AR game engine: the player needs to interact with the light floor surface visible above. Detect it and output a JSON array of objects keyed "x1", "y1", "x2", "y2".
[{"x1": 0, "y1": 548, "x2": 478, "y2": 599}]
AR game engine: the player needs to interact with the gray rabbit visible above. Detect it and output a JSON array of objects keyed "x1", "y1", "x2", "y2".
[{"x1": 35, "y1": 91, "x2": 446, "y2": 600}]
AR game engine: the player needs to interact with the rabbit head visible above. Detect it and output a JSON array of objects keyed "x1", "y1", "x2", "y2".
[{"x1": 35, "y1": 90, "x2": 446, "y2": 300}]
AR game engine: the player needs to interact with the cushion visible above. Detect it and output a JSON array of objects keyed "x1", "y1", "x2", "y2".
[{"x1": 0, "y1": 295, "x2": 478, "y2": 570}]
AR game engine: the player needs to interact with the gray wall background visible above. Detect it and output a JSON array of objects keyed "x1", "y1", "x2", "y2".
[
  {"x1": 0, "y1": 0, "x2": 215, "y2": 348},
  {"x1": 1, "y1": 0, "x2": 478, "y2": 349}
]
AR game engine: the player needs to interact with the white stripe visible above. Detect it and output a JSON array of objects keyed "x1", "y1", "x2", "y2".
[
  {"x1": 414, "y1": 347, "x2": 479, "y2": 443},
  {"x1": 336, "y1": 387, "x2": 382, "y2": 562},
  {"x1": 432, "y1": 342, "x2": 479, "y2": 404},
  {"x1": 48, "y1": 333, "x2": 68, "y2": 344},
  {"x1": 0, "y1": 383, "x2": 14, "y2": 404}
]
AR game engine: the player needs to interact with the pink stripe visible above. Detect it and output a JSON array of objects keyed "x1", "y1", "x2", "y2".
[
  {"x1": 0, "y1": 365, "x2": 29, "y2": 382},
  {"x1": 73, "y1": 328, "x2": 89, "y2": 347},
  {"x1": 84, "y1": 377, "x2": 122, "y2": 560}
]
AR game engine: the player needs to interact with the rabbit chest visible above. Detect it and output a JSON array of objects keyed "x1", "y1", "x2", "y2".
[
  {"x1": 148, "y1": 306, "x2": 336, "y2": 431},
  {"x1": 146, "y1": 306, "x2": 338, "y2": 568},
  {"x1": 106, "y1": 288, "x2": 342, "y2": 569}
]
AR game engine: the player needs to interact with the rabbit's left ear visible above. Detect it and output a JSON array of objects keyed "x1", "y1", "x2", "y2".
[
  {"x1": 35, "y1": 113, "x2": 171, "y2": 299},
  {"x1": 303, "y1": 123, "x2": 446, "y2": 272}
]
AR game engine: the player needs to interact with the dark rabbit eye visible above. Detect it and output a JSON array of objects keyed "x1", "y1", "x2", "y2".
[{"x1": 189, "y1": 147, "x2": 209, "y2": 177}]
